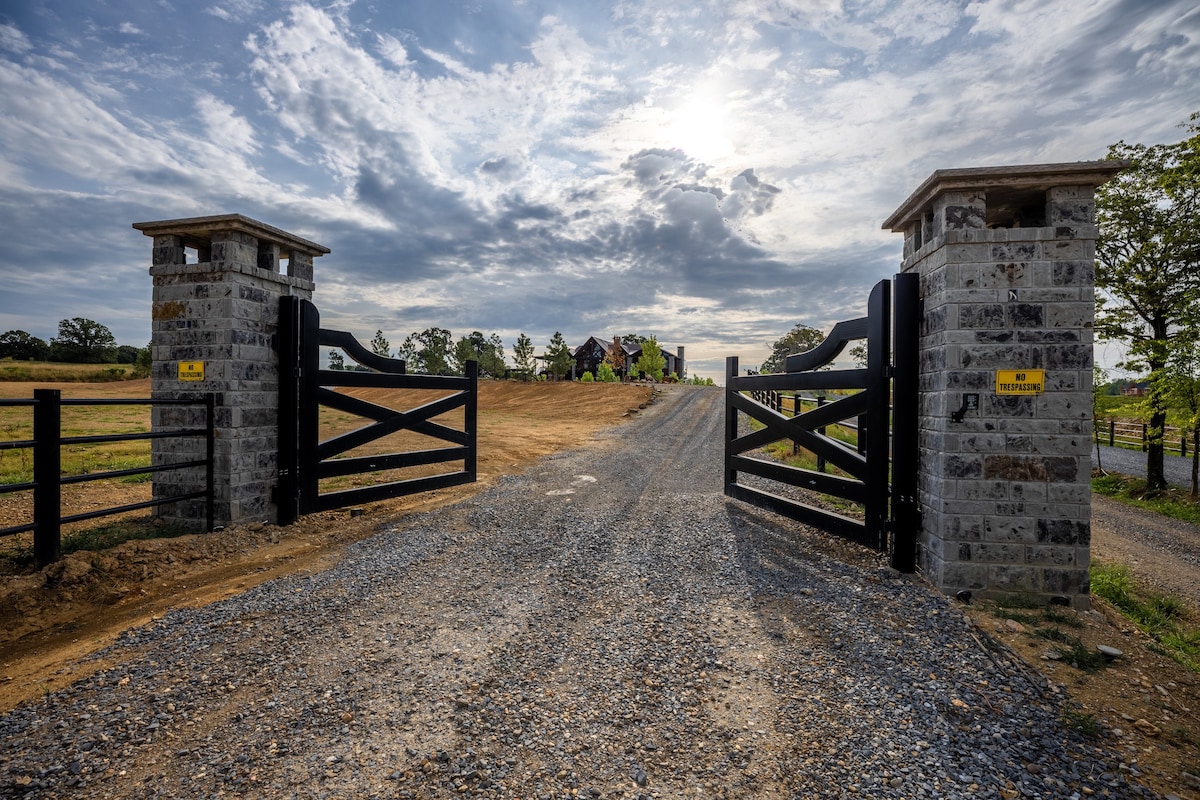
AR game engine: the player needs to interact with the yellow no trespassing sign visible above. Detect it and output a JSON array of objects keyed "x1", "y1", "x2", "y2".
[
  {"x1": 995, "y1": 369, "x2": 1044, "y2": 395},
  {"x1": 178, "y1": 361, "x2": 205, "y2": 381}
]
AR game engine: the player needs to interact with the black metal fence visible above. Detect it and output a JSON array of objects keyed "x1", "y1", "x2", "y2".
[
  {"x1": 0, "y1": 389, "x2": 214, "y2": 567},
  {"x1": 724, "y1": 274, "x2": 919, "y2": 572},
  {"x1": 277, "y1": 297, "x2": 478, "y2": 525}
]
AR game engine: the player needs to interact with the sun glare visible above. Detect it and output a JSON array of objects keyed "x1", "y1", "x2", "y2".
[{"x1": 661, "y1": 96, "x2": 735, "y2": 163}]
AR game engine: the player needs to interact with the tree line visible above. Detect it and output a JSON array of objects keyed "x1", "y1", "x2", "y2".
[
  {"x1": 330, "y1": 327, "x2": 550, "y2": 380},
  {"x1": 0, "y1": 318, "x2": 149, "y2": 371},
  {"x1": 333, "y1": 328, "x2": 711, "y2": 384}
]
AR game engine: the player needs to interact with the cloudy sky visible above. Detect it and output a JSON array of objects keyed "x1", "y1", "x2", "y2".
[{"x1": 0, "y1": 0, "x2": 1196, "y2": 382}]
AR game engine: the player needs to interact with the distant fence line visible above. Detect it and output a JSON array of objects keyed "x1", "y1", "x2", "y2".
[
  {"x1": 0, "y1": 389, "x2": 214, "y2": 567},
  {"x1": 1096, "y1": 418, "x2": 1192, "y2": 458}
]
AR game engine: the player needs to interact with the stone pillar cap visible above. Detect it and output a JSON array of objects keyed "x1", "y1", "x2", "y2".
[
  {"x1": 133, "y1": 213, "x2": 330, "y2": 258},
  {"x1": 882, "y1": 161, "x2": 1127, "y2": 232}
]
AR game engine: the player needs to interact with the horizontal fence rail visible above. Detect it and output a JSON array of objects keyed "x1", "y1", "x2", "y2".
[
  {"x1": 723, "y1": 273, "x2": 919, "y2": 572},
  {"x1": 0, "y1": 389, "x2": 214, "y2": 566},
  {"x1": 278, "y1": 296, "x2": 479, "y2": 525},
  {"x1": 1095, "y1": 419, "x2": 1192, "y2": 457},
  {"x1": 725, "y1": 279, "x2": 893, "y2": 551},
  {"x1": 749, "y1": 391, "x2": 864, "y2": 432}
]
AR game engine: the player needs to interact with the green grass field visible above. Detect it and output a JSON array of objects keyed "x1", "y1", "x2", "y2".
[{"x1": 0, "y1": 359, "x2": 140, "y2": 382}]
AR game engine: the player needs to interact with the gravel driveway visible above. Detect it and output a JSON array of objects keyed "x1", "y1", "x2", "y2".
[
  {"x1": 0, "y1": 386, "x2": 1151, "y2": 798},
  {"x1": 1093, "y1": 443, "x2": 1195, "y2": 490}
]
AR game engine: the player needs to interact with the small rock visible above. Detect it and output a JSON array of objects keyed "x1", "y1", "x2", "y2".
[
  {"x1": 1133, "y1": 718, "x2": 1160, "y2": 737},
  {"x1": 1097, "y1": 645, "x2": 1123, "y2": 659}
]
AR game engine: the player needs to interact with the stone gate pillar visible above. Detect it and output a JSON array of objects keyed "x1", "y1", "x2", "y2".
[
  {"x1": 883, "y1": 162, "x2": 1123, "y2": 607},
  {"x1": 133, "y1": 214, "x2": 328, "y2": 529}
]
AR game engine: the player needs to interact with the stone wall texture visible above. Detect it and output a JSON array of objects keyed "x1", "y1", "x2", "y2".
[
  {"x1": 886, "y1": 166, "x2": 1121, "y2": 607},
  {"x1": 138, "y1": 217, "x2": 321, "y2": 529}
]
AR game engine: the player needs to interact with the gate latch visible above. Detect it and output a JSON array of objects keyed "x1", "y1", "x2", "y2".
[{"x1": 950, "y1": 393, "x2": 979, "y2": 423}]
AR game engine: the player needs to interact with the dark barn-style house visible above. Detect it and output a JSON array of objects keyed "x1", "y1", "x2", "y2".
[{"x1": 569, "y1": 336, "x2": 685, "y2": 381}]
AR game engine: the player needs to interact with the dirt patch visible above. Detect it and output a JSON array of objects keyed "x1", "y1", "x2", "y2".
[
  {"x1": 961, "y1": 500, "x2": 1200, "y2": 799},
  {"x1": 0, "y1": 380, "x2": 653, "y2": 710}
]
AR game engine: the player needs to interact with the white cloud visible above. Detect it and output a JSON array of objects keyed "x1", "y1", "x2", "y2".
[
  {"x1": 205, "y1": 0, "x2": 264, "y2": 21},
  {"x1": 196, "y1": 94, "x2": 257, "y2": 155},
  {"x1": 0, "y1": 24, "x2": 33, "y2": 54},
  {"x1": 376, "y1": 33, "x2": 410, "y2": 68},
  {"x1": 0, "y1": 0, "x2": 1196, "y2": 381}
]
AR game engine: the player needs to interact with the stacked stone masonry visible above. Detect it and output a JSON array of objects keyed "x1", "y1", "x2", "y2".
[
  {"x1": 884, "y1": 162, "x2": 1125, "y2": 607},
  {"x1": 134, "y1": 215, "x2": 326, "y2": 529}
]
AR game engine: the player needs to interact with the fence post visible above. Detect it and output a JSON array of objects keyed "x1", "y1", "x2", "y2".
[
  {"x1": 32, "y1": 389, "x2": 61, "y2": 567},
  {"x1": 1142, "y1": 423, "x2": 1147, "y2": 451},
  {"x1": 724, "y1": 357, "x2": 738, "y2": 493},
  {"x1": 465, "y1": 359, "x2": 478, "y2": 482},
  {"x1": 1109, "y1": 420, "x2": 1115, "y2": 447},
  {"x1": 815, "y1": 396, "x2": 827, "y2": 472}
]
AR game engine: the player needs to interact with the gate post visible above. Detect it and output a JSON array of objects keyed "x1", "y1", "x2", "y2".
[
  {"x1": 883, "y1": 162, "x2": 1124, "y2": 608},
  {"x1": 134, "y1": 215, "x2": 328, "y2": 529}
]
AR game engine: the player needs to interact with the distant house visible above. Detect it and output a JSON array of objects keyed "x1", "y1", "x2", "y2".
[{"x1": 570, "y1": 336, "x2": 686, "y2": 381}]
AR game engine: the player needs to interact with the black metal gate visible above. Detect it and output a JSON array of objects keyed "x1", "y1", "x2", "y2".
[
  {"x1": 724, "y1": 274, "x2": 918, "y2": 571},
  {"x1": 277, "y1": 297, "x2": 477, "y2": 526}
]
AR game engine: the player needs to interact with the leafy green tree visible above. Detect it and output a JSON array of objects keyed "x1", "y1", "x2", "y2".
[
  {"x1": 1165, "y1": 331, "x2": 1200, "y2": 497},
  {"x1": 1096, "y1": 113, "x2": 1200, "y2": 489},
  {"x1": 635, "y1": 336, "x2": 666, "y2": 382},
  {"x1": 453, "y1": 331, "x2": 507, "y2": 378},
  {"x1": 546, "y1": 331, "x2": 573, "y2": 380},
  {"x1": 512, "y1": 333, "x2": 535, "y2": 381},
  {"x1": 133, "y1": 343, "x2": 152, "y2": 378},
  {"x1": 596, "y1": 362, "x2": 618, "y2": 383},
  {"x1": 50, "y1": 318, "x2": 118, "y2": 363},
  {"x1": 761, "y1": 324, "x2": 827, "y2": 374},
  {"x1": 485, "y1": 333, "x2": 506, "y2": 378},
  {"x1": 452, "y1": 336, "x2": 476, "y2": 376},
  {"x1": 0, "y1": 330, "x2": 50, "y2": 361},
  {"x1": 115, "y1": 344, "x2": 141, "y2": 364},
  {"x1": 400, "y1": 327, "x2": 454, "y2": 375},
  {"x1": 328, "y1": 350, "x2": 346, "y2": 370},
  {"x1": 370, "y1": 330, "x2": 391, "y2": 358}
]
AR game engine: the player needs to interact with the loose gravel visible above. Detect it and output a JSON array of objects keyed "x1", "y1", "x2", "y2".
[{"x1": 0, "y1": 386, "x2": 1152, "y2": 798}]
